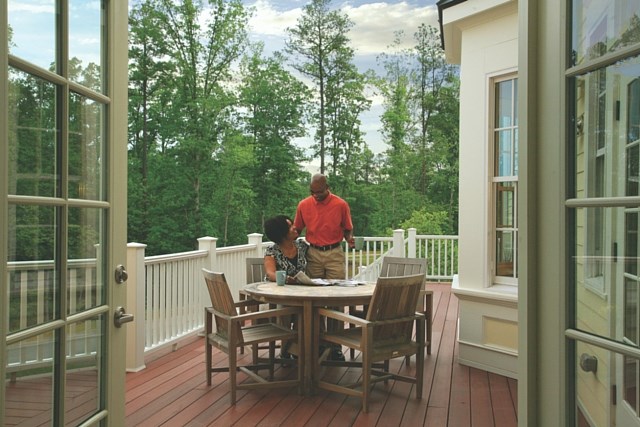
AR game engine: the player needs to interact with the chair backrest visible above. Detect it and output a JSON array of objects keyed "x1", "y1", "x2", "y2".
[
  {"x1": 246, "y1": 257, "x2": 266, "y2": 284},
  {"x1": 379, "y1": 256, "x2": 427, "y2": 278},
  {"x1": 202, "y1": 269, "x2": 241, "y2": 340},
  {"x1": 366, "y1": 273, "x2": 424, "y2": 342}
]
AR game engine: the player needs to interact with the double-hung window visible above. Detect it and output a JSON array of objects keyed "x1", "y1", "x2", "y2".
[{"x1": 492, "y1": 76, "x2": 519, "y2": 285}]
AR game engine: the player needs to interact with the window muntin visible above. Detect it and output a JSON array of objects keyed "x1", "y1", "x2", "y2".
[{"x1": 492, "y1": 77, "x2": 518, "y2": 284}]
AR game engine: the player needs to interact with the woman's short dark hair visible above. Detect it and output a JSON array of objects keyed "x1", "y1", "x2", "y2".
[{"x1": 264, "y1": 215, "x2": 292, "y2": 244}]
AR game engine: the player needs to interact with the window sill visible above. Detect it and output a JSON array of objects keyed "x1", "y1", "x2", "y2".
[{"x1": 452, "y1": 275, "x2": 518, "y2": 307}]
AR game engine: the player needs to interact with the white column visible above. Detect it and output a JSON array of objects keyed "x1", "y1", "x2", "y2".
[
  {"x1": 392, "y1": 229, "x2": 405, "y2": 257},
  {"x1": 198, "y1": 237, "x2": 218, "y2": 314},
  {"x1": 126, "y1": 242, "x2": 147, "y2": 372},
  {"x1": 407, "y1": 228, "x2": 417, "y2": 258},
  {"x1": 248, "y1": 233, "x2": 263, "y2": 257},
  {"x1": 198, "y1": 236, "x2": 218, "y2": 270}
]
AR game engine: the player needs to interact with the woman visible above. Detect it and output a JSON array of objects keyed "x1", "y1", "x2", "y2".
[
  {"x1": 263, "y1": 215, "x2": 307, "y2": 361},
  {"x1": 264, "y1": 215, "x2": 308, "y2": 284}
]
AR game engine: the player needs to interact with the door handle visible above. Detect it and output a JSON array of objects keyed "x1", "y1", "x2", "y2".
[
  {"x1": 115, "y1": 264, "x2": 128, "y2": 284},
  {"x1": 114, "y1": 306, "x2": 134, "y2": 327}
]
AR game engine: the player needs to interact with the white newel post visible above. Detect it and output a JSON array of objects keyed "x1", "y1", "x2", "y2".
[
  {"x1": 198, "y1": 236, "x2": 218, "y2": 270},
  {"x1": 126, "y1": 242, "x2": 147, "y2": 372},
  {"x1": 248, "y1": 233, "x2": 263, "y2": 257},
  {"x1": 407, "y1": 228, "x2": 417, "y2": 258},
  {"x1": 392, "y1": 229, "x2": 405, "y2": 257},
  {"x1": 198, "y1": 237, "x2": 218, "y2": 318}
]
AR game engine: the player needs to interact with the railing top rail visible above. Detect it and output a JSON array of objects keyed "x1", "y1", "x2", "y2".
[
  {"x1": 216, "y1": 244, "x2": 260, "y2": 254},
  {"x1": 144, "y1": 249, "x2": 208, "y2": 265},
  {"x1": 415, "y1": 235, "x2": 459, "y2": 240}
]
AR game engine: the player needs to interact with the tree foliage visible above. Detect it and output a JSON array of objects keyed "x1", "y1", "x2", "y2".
[{"x1": 124, "y1": 0, "x2": 460, "y2": 254}]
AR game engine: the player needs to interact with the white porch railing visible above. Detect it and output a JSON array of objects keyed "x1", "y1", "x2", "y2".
[{"x1": 6, "y1": 228, "x2": 458, "y2": 373}]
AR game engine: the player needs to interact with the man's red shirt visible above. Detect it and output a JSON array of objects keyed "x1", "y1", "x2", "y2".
[{"x1": 294, "y1": 192, "x2": 353, "y2": 247}]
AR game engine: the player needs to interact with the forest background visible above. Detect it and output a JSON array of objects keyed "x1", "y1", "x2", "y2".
[{"x1": 127, "y1": 0, "x2": 460, "y2": 255}]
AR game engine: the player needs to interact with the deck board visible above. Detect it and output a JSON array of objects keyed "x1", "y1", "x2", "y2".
[{"x1": 2, "y1": 283, "x2": 518, "y2": 426}]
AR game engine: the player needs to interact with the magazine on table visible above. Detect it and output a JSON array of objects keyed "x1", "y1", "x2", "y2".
[{"x1": 293, "y1": 271, "x2": 365, "y2": 287}]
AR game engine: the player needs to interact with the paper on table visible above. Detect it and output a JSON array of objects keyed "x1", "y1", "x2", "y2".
[
  {"x1": 293, "y1": 271, "x2": 365, "y2": 287},
  {"x1": 293, "y1": 271, "x2": 332, "y2": 286}
]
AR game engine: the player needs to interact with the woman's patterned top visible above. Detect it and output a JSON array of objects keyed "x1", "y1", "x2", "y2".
[{"x1": 264, "y1": 239, "x2": 309, "y2": 279}]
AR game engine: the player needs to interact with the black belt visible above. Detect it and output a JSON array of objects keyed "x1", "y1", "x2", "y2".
[{"x1": 309, "y1": 242, "x2": 342, "y2": 251}]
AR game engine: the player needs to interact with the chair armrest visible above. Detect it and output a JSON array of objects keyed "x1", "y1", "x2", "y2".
[
  {"x1": 233, "y1": 306, "x2": 302, "y2": 323},
  {"x1": 317, "y1": 307, "x2": 369, "y2": 326},
  {"x1": 233, "y1": 299, "x2": 260, "y2": 310},
  {"x1": 370, "y1": 313, "x2": 424, "y2": 328}
]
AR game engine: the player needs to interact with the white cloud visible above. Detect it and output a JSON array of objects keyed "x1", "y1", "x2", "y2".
[
  {"x1": 246, "y1": 1, "x2": 438, "y2": 55},
  {"x1": 9, "y1": 1, "x2": 54, "y2": 14},
  {"x1": 344, "y1": 2, "x2": 439, "y2": 55},
  {"x1": 247, "y1": 0, "x2": 303, "y2": 37}
]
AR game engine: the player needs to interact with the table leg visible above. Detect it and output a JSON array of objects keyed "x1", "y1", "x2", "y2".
[
  {"x1": 426, "y1": 291, "x2": 433, "y2": 355},
  {"x1": 303, "y1": 300, "x2": 313, "y2": 395}
]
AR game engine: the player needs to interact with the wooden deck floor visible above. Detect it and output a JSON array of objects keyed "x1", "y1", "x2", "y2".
[{"x1": 125, "y1": 283, "x2": 518, "y2": 426}]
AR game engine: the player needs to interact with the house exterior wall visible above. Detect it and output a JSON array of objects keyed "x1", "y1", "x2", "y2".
[{"x1": 441, "y1": 0, "x2": 519, "y2": 378}]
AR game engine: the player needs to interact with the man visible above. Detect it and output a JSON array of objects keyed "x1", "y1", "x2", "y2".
[{"x1": 294, "y1": 173, "x2": 355, "y2": 361}]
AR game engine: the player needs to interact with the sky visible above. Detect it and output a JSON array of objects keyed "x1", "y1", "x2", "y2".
[
  {"x1": 242, "y1": 0, "x2": 441, "y2": 155},
  {"x1": 8, "y1": 0, "x2": 441, "y2": 157}
]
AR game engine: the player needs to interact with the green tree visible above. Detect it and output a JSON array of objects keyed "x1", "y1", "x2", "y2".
[
  {"x1": 376, "y1": 25, "x2": 460, "y2": 233},
  {"x1": 285, "y1": 0, "x2": 355, "y2": 174},
  {"x1": 238, "y1": 47, "x2": 311, "y2": 229},
  {"x1": 128, "y1": 0, "x2": 172, "y2": 245}
]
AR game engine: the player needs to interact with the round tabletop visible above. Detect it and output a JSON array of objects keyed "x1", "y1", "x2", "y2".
[{"x1": 243, "y1": 281, "x2": 375, "y2": 306}]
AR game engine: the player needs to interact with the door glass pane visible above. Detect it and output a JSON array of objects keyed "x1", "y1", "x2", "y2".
[
  {"x1": 573, "y1": 55, "x2": 640, "y2": 199},
  {"x1": 8, "y1": 67, "x2": 59, "y2": 197},
  {"x1": 69, "y1": 92, "x2": 104, "y2": 201},
  {"x1": 573, "y1": 207, "x2": 640, "y2": 349},
  {"x1": 65, "y1": 315, "x2": 104, "y2": 426},
  {"x1": 4, "y1": 331, "x2": 56, "y2": 426},
  {"x1": 626, "y1": 277, "x2": 639, "y2": 344},
  {"x1": 68, "y1": 208, "x2": 105, "y2": 314},
  {"x1": 624, "y1": 356, "x2": 639, "y2": 414},
  {"x1": 7, "y1": 0, "x2": 56, "y2": 70},
  {"x1": 69, "y1": 0, "x2": 104, "y2": 93},
  {"x1": 630, "y1": 79, "x2": 640, "y2": 144},
  {"x1": 627, "y1": 212, "x2": 639, "y2": 276},
  {"x1": 627, "y1": 144, "x2": 639, "y2": 196},
  {"x1": 7, "y1": 205, "x2": 59, "y2": 334},
  {"x1": 571, "y1": 0, "x2": 640, "y2": 67}
]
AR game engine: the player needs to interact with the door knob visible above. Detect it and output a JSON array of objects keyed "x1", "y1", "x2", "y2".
[
  {"x1": 115, "y1": 264, "x2": 128, "y2": 284},
  {"x1": 114, "y1": 306, "x2": 134, "y2": 327}
]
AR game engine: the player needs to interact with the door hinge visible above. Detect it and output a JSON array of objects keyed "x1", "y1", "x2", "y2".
[{"x1": 612, "y1": 384, "x2": 617, "y2": 406}]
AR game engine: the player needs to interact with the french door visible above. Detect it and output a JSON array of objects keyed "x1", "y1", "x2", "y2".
[{"x1": 2, "y1": 0, "x2": 129, "y2": 425}]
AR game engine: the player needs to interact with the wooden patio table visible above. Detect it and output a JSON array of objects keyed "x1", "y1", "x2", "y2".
[{"x1": 242, "y1": 281, "x2": 375, "y2": 395}]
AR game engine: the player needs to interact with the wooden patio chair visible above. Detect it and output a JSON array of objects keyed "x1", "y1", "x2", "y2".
[
  {"x1": 316, "y1": 273, "x2": 426, "y2": 413},
  {"x1": 245, "y1": 257, "x2": 266, "y2": 284},
  {"x1": 349, "y1": 256, "x2": 432, "y2": 359},
  {"x1": 202, "y1": 269, "x2": 303, "y2": 404},
  {"x1": 239, "y1": 258, "x2": 267, "y2": 353},
  {"x1": 240, "y1": 257, "x2": 289, "y2": 359}
]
